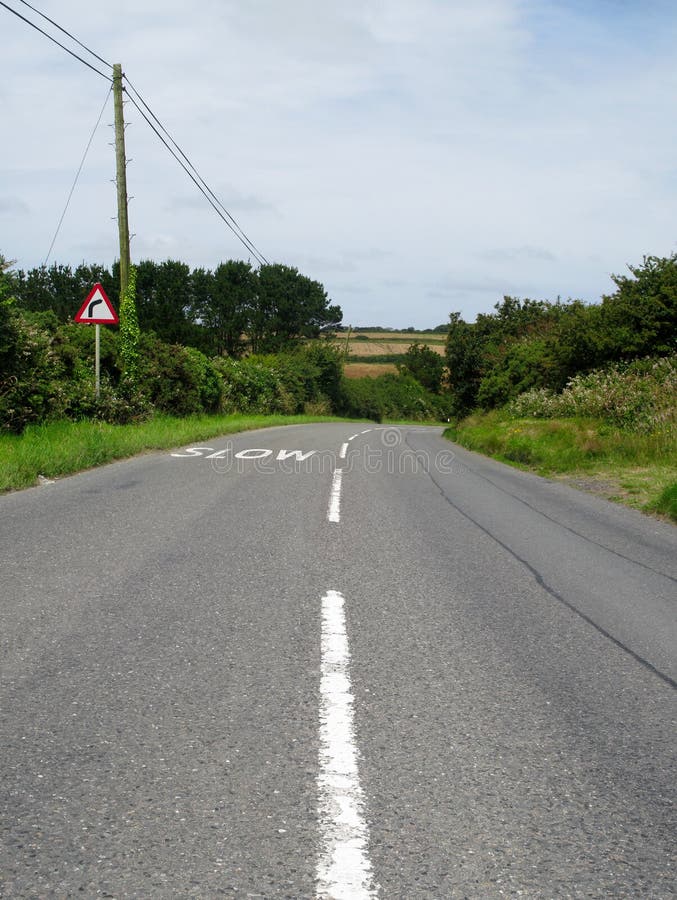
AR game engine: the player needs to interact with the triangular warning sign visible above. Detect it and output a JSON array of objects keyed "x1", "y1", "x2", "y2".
[{"x1": 75, "y1": 284, "x2": 119, "y2": 324}]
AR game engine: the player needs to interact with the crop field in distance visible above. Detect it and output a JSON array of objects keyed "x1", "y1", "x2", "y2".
[{"x1": 331, "y1": 331, "x2": 446, "y2": 378}]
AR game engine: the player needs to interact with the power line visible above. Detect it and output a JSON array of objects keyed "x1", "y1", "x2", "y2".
[
  {"x1": 43, "y1": 85, "x2": 113, "y2": 267},
  {"x1": 0, "y1": 0, "x2": 111, "y2": 81},
  {"x1": 15, "y1": 0, "x2": 112, "y2": 69},
  {"x1": 124, "y1": 77, "x2": 270, "y2": 266},
  {"x1": 124, "y1": 88, "x2": 269, "y2": 267},
  {"x1": 2, "y1": 1, "x2": 270, "y2": 266}
]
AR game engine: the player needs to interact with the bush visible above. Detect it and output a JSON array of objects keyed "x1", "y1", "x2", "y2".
[
  {"x1": 398, "y1": 342, "x2": 445, "y2": 393},
  {"x1": 52, "y1": 321, "x2": 120, "y2": 385},
  {"x1": 297, "y1": 342, "x2": 344, "y2": 407},
  {"x1": 507, "y1": 355, "x2": 677, "y2": 434},
  {"x1": 476, "y1": 338, "x2": 555, "y2": 408},
  {"x1": 339, "y1": 377, "x2": 385, "y2": 422},
  {"x1": 137, "y1": 336, "x2": 223, "y2": 416},
  {"x1": 214, "y1": 356, "x2": 294, "y2": 415},
  {"x1": 0, "y1": 284, "x2": 70, "y2": 432},
  {"x1": 214, "y1": 343, "x2": 344, "y2": 416},
  {"x1": 340, "y1": 373, "x2": 448, "y2": 421}
]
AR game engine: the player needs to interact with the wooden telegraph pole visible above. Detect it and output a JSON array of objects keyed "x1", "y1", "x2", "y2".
[
  {"x1": 75, "y1": 68, "x2": 129, "y2": 399},
  {"x1": 113, "y1": 64, "x2": 131, "y2": 303}
]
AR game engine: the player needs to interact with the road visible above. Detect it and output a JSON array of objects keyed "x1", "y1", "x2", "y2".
[{"x1": 1, "y1": 422, "x2": 675, "y2": 898}]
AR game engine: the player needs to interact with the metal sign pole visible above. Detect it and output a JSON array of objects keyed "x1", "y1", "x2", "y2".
[
  {"x1": 95, "y1": 323, "x2": 101, "y2": 399},
  {"x1": 74, "y1": 285, "x2": 118, "y2": 395}
]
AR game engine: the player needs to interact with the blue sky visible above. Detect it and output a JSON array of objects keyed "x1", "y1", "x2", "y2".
[{"x1": 2, "y1": 0, "x2": 676, "y2": 327}]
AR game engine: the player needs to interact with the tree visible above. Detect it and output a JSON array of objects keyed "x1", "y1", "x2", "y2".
[
  {"x1": 600, "y1": 254, "x2": 677, "y2": 359},
  {"x1": 445, "y1": 312, "x2": 483, "y2": 413},
  {"x1": 250, "y1": 264, "x2": 342, "y2": 353},
  {"x1": 13, "y1": 262, "x2": 116, "y2": 322},
  {"x1": 135, "y1": 259, "x2": 197, "y2": 346},
  {"x1": 193, "y1": 260, "x2": 256, "y2": 357},
  {"x1": 399, "y1": 342, "x2": 445, "y2": 393}
]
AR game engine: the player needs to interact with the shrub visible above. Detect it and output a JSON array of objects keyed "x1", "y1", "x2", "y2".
[
  {"x1": 214, "y1": 356, "x2": 292, "y2": 415},
  {"x1": 340, "y1": 373, "x2": 448, "y2": 421},
  {"x1": 137, "y1": 336, "x2": 223, "y2": 416},
  {"x1": 213, "y1": 344, "x2": 344, "y2": 416},
  {"x1": 0, "y1": 299, "x2": 67, "y2": 432},
  {"x1": 508, "y1": 355, "x2": 677, "y2": 434},
  {"x1": 297, "y1": 342, "x2": 344, "y2": 407},
  {"x1": 398, "y1": 342, "x2": 446, "y2": 393}
]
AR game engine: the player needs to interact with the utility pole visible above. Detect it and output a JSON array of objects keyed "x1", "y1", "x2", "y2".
[{"x1": 113, "y1": 64, "x2": 131, "y2": 303}]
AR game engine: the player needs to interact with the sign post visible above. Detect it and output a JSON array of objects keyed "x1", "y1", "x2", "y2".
[
  {"x1": 75, "y1": 284, "x2": 119, "y2": 398},
  {"x1": 95, "y1": 324, "x2": 101, "y2": 398}
]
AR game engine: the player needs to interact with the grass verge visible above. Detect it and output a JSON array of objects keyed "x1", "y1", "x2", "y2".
[
  {"x1": 647, "y1": 482, "x2": 677, "y2": 521},
  {"x1": 0, "y1": 414, "x2": 347, "y2": 493},
  {"x1": 445, "y1": 411, "x2": 677, "y2": 522}
]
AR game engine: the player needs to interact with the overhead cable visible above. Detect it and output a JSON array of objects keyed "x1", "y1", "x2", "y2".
[
  {"x1": 125, "y1": 89, "x2": 268, "y2": 267},
  {"x1": 124, "y1": 77, "x2": 270, "y2": 266},
  {"x1": 16, "y1": 0, "x2": 112, "y2": 69},
  {"x1": 0, "y1": 0, "x2": 111, "y2": 81},
  {"x1": 2, "y1": 1, "x2": 270, "y2": 265},
  {"x1": 43, "y1": 85, "x2": 113, "y2": 266}
]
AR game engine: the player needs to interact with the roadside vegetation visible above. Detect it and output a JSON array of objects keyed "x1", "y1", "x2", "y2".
[
  {"x1": 0, "y1": 413, "x2": 343, "y2": 493},
  {"x1": 0, "y1": 254, "x2": 448, "y2": 490},
  {"x1": 444, "y1": 278, "x2": 676, "y2": 521},
  {"x1": 1, "y1": 249, "x2": 675, "y2": 519}
]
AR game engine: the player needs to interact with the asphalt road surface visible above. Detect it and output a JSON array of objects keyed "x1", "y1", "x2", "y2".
[{"x1": 1, "y1": 423, "x2": 675, "y2": 898}]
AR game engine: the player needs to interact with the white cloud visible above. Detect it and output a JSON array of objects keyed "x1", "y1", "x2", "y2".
[
  {"x1": 1, "y1": 0, "x2": 677, "y2": 324},
  {"x1": 0, "y1": 196, "x2": 30, "y2": 216}
]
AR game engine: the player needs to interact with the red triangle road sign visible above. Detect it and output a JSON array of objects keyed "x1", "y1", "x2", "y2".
[{"x1": 75, "y1": 284, "x2": 119, "y2": 324}]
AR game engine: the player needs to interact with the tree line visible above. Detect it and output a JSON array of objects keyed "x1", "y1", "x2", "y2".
[
  {"x1": 2, "y1": 249, "x2": 675, "y2": 434},
  {"x1": 1, "y1": 252, "x2": 447, "y2": 432},
  {"x1": 11, "y1": 259, "x2": 342, "y2": 356},
  {"x1": 445, "y1": 254, "x2": 677, "y2": 415}
]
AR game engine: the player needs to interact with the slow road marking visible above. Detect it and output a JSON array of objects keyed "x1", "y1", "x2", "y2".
[
  {"x1": 317, "y1": 591, "x2": 377, "y2": 898},
  {"x1": 170, "y1": 446, "x2": 317, "y2": 461}
]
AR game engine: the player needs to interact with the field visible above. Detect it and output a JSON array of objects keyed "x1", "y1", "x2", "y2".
[
  {"x1": 333, "y1": 331, "x2": 446, "y2": 378},
  {"x1": 343, "y1": 362, "x2": 399, "y2": 378}
]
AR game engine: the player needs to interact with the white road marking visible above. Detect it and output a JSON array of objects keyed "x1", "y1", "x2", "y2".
[
  {"x1": 328, "y1": 468, "x2": 343, "y2": 523},
  {"x1": 170, "y1": 446, "x2": 215, "y2": 457},
  {"x1": 235, "y1": 448, "x2": 273, "y2": 460},
  {"x1": 348, "y1": 434, "x2": 359, "y2": 441},
  {"x1": 317, "y1": 591, "x2": 377, "y2": 899},
  {"x1": 360, "y1": 429, "x2": 372, "y2": 435},
  {"x1": 339, "y1": 442, "x2": 349, "y2": 460},
  {"x1": 170, "y1": 446, "x2": 317, "y2": 461},
  {"x1": 277, "y1": 448, "x2": 317, "y2": 462}
]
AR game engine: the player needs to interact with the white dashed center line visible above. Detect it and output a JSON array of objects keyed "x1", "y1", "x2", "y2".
[
  {"x1": 327, "y1": 468, "x2": 343, "y2": 523},
  {"x1": 316, "y1": 591, "x2": 377, "y2": 899}
]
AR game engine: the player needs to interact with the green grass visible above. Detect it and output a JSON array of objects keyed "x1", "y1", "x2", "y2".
[
  {"x1": 648, "y1": 482, "x2": 677, "y2": 520},
  {"x1": 445, "y1": 411, "x2": 677, "y2": 522},
  {"x1": 0, "y1": 414, "x2": 348, "y2": 493}
]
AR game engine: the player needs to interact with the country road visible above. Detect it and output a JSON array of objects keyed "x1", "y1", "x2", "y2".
[{"x1": 1, "y1": 422, "x2": 675, "y2": 898}]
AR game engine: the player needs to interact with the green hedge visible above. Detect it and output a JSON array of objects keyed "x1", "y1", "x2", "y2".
[{"x1": 339, "y1": 373, "x2": 448, "y2": 422}]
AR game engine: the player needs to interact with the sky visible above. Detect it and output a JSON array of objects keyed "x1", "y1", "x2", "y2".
[{"x1": 2, "y1": 0, "x2": 677, "y2": 328}]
